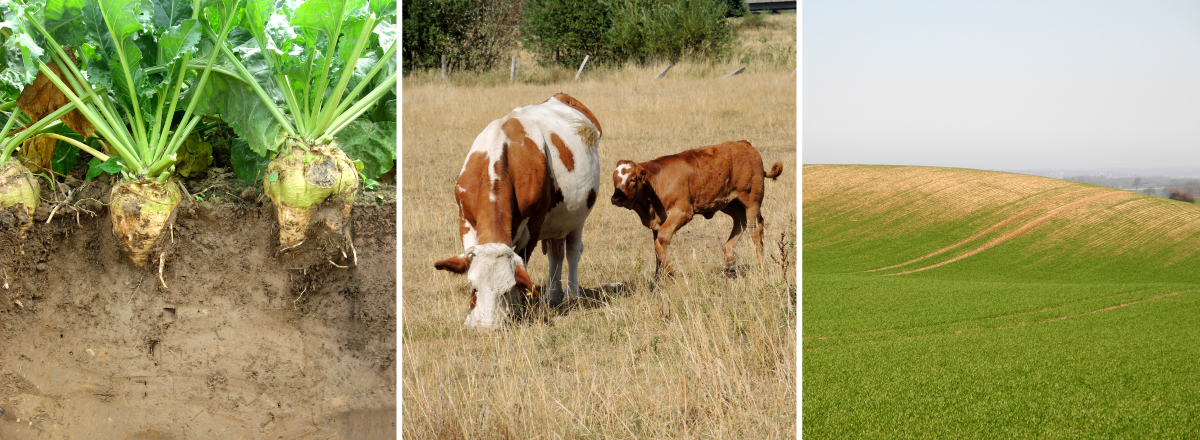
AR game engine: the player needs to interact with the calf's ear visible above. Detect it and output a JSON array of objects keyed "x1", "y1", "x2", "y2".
[
  {"x1": 434, "y1": 254, "x2": 471, "y2": 274},
  {"x1": 514, "y1": 264, "x2": 539, "y2": 299}
]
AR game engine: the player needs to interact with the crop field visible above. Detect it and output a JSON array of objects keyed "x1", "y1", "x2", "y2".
[
  {"x1": 804, "y1": 165, "x2": 1200, "y2": 438},
  {"x1": 402, "y1": 15, "x2": 797, "y2": 439}
]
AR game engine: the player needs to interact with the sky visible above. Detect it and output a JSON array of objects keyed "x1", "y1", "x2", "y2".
[{"x1": 803, "y1": 0, "x2": 1200, "y2": 171}]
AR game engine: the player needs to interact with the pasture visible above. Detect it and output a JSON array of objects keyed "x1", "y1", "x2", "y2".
[
  {"x1": 804, "y1": 165, "x2": 1200, "y2": 438},
  {"x1": 400, "y1": 20, "x2": 797, "y2": 439}
]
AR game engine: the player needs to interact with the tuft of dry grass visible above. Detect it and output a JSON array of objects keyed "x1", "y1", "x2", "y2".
[{"x1": 402, "y1": 52, "x2": 797, "y2": 437}]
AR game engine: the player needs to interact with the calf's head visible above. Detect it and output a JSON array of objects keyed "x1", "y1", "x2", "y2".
[
  {"x1": 611, "y1": 160, "x2": 648, "y2": 208},
  {"x1": 434, "y1": 243, "x2": 538, "y2": 332}
]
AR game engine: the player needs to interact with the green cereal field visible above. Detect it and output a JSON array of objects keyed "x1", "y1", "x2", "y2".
[{"x1": 803, "y1": 165, "x2": 1200, "y2": 439}]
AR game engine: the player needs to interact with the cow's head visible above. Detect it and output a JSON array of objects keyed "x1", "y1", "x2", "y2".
[
  {"x1": 434, "y1": 243, "x2": 538, "y2": 333},
  {"x1": 611, "y1": 160, "x2": 648, "y2": 208}
]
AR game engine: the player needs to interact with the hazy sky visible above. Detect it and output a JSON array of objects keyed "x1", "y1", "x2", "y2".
[{"x1": 803, "y1": 1, "x2": 1200, "y2": 170}]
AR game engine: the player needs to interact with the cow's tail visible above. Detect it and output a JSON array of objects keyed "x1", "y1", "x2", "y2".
[{"x1": 764, "y1": 162, "x2": 784, "y2": 180}]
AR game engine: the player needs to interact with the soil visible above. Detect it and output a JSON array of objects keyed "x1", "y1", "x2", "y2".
[{"x1": 0, "y1": 171, "x2": 396, "y2": 439}]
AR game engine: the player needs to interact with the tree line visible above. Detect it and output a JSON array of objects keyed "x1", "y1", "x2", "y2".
[
  {"x1": 401, "y1": 0, "x2": 748, "y2": 75},
  {"x1": 1064, "y1": 175, "x2": 1200, "y2": 202}
]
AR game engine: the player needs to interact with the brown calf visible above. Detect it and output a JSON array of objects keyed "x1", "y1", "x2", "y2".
[{"x1": 610, "y1": 140, "x2": 783, "y2": 277}]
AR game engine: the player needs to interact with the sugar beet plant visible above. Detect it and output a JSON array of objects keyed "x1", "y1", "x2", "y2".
[
  {"x1": 0, "y1": 94, "x2": 85, "y2": 239},
  {"x1": 0, "y1": 0, "x2": 94, "y2": 238},
  {"x1": 11, "y1": 0, "x2": 242, "y2": 265},
  {"x1": 196, "y1": 0, "x2": 397, "y2": 251}
]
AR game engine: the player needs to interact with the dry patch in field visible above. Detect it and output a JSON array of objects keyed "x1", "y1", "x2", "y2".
[
  {"x1": 403, "y1": 67, "x2": 797, "y2": 436},
  {"x1": 882, "y1": 190, "x2": 1133, "y2": 275},
  {"x1": 865, "y1": 187, "x2": 1109, "y2": 272},
  {"x1": 806, "y1": 166, "x2": 1200, "y2": 274}
]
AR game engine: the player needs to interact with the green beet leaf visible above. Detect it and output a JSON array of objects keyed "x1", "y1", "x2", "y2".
[
  {"x1": 86, "y1": 155, "x2": 123, "y2": 180},
  {"x1": 50, "y1": 136, "x2": 80, "y2": 175},
  {"x1": 230, "y1": 137, "x2": 270, "y2": 184},
  {"x1": 335, "y1": 119, "x2": 393, "y2": 180}
]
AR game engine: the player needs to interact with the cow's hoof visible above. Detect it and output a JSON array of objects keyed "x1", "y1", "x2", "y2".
[
  {"x1": 655, "y1": 267, "x2": 677, "y2": 279},
  {"x1": 554, "y1": 294, "x2": 583, "y2": 309},
  {"x1": 544, "y1": 290, "x2": 566, "y2": 305}
]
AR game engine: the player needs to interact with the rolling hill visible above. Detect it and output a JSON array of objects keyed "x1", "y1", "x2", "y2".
[{"x1": 804, "y1": 165, "x2": 1200, "y2": 438}]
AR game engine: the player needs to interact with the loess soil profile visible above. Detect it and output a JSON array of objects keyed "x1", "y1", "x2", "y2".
[{"x1": 0, "y1": 173, "x2": 396, "y2": 439}]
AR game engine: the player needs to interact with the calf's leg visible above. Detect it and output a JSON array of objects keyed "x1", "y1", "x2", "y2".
[
  {"x1": 722, "y1": 203, "x2": 748, "y2": 276},
  {"x1": 654, "y1": 210, "x2": 692, "y2": 278},
  {"x1": 746, "y1": 202, "x2": 766, "y2": 265}
]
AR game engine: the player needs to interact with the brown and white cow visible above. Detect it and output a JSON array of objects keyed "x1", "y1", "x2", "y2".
[
  {"x1": 435, "y1": 93, "x2": 602, "y2": 331},
  {"x1": 610, "y1": 140, "x2": 783, "y2": 277}
]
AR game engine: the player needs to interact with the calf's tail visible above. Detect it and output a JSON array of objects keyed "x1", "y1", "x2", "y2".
[{"x1": 764, "y1": 162, "x2": 784, "y2": 180}]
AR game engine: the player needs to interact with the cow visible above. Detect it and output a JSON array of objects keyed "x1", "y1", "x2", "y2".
[
  {"x1": 610, "y1": 140, "x2": 783, "y2": 277},
  {"x1": 434, "y1": 93, "x2": 602, "y2": 332}
]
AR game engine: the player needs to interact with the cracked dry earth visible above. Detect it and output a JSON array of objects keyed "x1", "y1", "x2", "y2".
[{"x1": 0, "y1": 177, "x2": 396, "y2": 439}]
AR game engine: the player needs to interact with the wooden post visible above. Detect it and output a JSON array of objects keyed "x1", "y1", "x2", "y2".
[
  {"x1": 510, "y1": 55, "x2": 517, "y2": 83},
  {"x1": 574, "y1": 55, "x2": 590, "y2": 81},
  {"x1": 441, "y1": 55, "x2": 447, "y2": 81},
  {"x1": 722, "y1": 66, "x2": 746, "y2": 78},
  {"x1": 654, "y1": 63, "x2": 673, "y2": 80}
]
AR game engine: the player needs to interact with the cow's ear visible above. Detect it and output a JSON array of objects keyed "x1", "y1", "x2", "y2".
[
  {"x1": 514, "y1": 264, "x2": 539, "y2": 299},
  {"x1": 434, "y1": 254, "x2": 471, "y2": 274},
  {"x1": 637, "y1": 168, "x2": 648, "y2": 184}
]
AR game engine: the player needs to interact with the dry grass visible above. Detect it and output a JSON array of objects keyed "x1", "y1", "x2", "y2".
[{"x1": 401, "y1": 36, "x2": 797, "y2": 438}]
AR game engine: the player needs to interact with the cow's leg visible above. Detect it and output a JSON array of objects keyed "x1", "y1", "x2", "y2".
[
  {"x1": 544, "y1": 239, "x2": 566, "y2": 302},
  {"x1": 654, "y1": 210, "x2": 692, "y2": 278},
  {"x1": 722, "y1": 203, "x2": 748, "y2": 276},
  {"x1": 564, "y1": 228, "x2": 585, "y2": 300}
]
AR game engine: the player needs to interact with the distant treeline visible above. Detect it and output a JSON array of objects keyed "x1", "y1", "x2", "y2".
[
  {"x1": 402, "y1": 0, "x2": 748, "y2": 74},
  {"x1": 1064, "y1": 175, "x2": 1200, "y2": 199}
]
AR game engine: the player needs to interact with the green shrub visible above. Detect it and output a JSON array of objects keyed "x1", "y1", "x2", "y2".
[
  {"x1": 520, "y1": 0, "x2": 614, "y2": 68},
  {"x1": 723, "y1": 0, "x2": 749, "y2": 17},
  {"x1": 647, "y1": 0, "x2": 736, "y2": 62},
  {"x1": 522, "y1": 0, "x2": 735, "y2": 67},
  {"x1": 402, "y1": 0, "x2": 520, "y2": 74},
  {"x1": 608, "y1": 0, "x2": 736, "y2": 64}
]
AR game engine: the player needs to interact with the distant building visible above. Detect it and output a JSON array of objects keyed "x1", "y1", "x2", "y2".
[{"x1": 748, "y1": 0, "x2": 796, "y2": 13}]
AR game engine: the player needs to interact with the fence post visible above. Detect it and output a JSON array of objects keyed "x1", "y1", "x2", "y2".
[
  {"x1": 722, "y1": 66, "x2": 746, "y2": 78},
  {"x1": 574, "y1": 55, "x2": 590, "y2": 81},
  {"x1": 441, "y1": 55, "x2": 447, "y2": 81},
  {"x1": 510, "y1": 55, "x2": 517, "y2": 83},
  {"x1": 654, "y1": 63, "x2": 673, "y2": 80}
]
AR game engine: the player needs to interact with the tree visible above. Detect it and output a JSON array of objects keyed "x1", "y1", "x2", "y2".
[
  {"x1": 520, "y1": 0, "x2": 613, "y2": 67},
  {"x1": 402, "y1": 0, "x2": 520, "y2": 74},
  {"x1": 1168, "y1": 187, "x2": 1194, "y2": 203}
]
